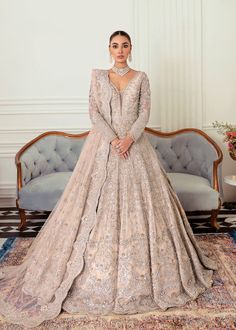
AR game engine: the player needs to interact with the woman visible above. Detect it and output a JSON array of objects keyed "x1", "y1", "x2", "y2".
[{"x1": 0, "y1": 30, "x2": 217, "y2": 328}]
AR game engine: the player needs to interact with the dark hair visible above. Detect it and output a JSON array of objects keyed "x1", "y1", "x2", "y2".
[{"x1": 109, "y1": 30, "x2": 132, "y2": 46}]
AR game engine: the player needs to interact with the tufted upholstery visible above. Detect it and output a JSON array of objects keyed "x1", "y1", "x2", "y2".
[
  {"x1": 146, "y1": 131, "x2": 223, "y2": 195},
  {"x1": 20, "y1": 135, "x2": 85, "y2": 187},
  {"x1": 15, "y1": 128, "x2": 223, "y2": 230},
  {"x1": 144, "y1": 128, "x2": 223, "y2": 227}
]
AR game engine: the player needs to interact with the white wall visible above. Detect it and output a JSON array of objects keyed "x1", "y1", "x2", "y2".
[
  {"x1": 0, "y1": 0, "x2": 236, "y2": 206},
  {"x1": 202, "y1": 0, "x2": 236, "y2": 201}
]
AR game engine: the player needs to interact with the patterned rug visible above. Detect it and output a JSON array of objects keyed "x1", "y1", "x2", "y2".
[{"x1": 0, "y1": 233, "x2": 236, "y2": 329}]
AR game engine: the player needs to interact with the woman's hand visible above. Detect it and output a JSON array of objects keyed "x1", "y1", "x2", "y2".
[
  {"x1": 111, "y1": 138, "x2": 127, "y2": 159},
  {"x1": 111, "y1": 136, "x2": 134, "y2": 159}
]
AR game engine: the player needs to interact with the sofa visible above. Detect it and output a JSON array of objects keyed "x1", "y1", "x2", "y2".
[{"x1": 15, "y1": 128, "x2": 223, "y2": 230}]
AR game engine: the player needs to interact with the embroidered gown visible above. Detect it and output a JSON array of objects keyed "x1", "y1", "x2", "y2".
[{"x1": 0, "y1": 69, "x2": 217, "y2": 328}]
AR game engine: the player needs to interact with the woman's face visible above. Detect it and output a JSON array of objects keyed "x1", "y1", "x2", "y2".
[{"x1": 109, "y1": 35, "x2": 132, "y2": 64}]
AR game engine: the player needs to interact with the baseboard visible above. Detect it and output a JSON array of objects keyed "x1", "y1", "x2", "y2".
[{"x1": 0, "y1": 198, "x2": 16, "y2": 208}]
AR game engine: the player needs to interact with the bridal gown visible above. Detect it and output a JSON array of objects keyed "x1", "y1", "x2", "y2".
[{"x1": 0, "y1": 69, "x2": 217, "y2": 328}]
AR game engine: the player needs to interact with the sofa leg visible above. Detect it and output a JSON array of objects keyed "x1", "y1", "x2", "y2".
[
  {"x1": 18, "y1": 209, "x2": 27, "y2": 231},
  {"x1": 16, "y1": 199, "x2": 27, "y2": 231},
  {"x1": 210, "y1": 209, "x2": 220, "y2": 230}
]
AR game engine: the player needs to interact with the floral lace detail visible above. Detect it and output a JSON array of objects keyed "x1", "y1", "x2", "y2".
[
  {"x1": 0, "y1": 69, "x2": 217, "y2": 328},
  {"x1": 62, "y1": 135, "x2": 217, "y2": 315},
  {"x1": 89, "y1": 69, "x2": 117, "y2": 143},
  {"x1": 128, "y1": 72, "x2": 151, "y2": 142}
]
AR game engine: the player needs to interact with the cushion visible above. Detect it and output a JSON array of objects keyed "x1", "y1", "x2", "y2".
[
  {"x1": 167, "y1": 172, "x2": 219, "y2": 211},
  {"x1": 19, "y1": 172, "x2": 72, "y2": 211},
  {"x1": 18, "y1": 171, "x2": 220, "y2": 213}
]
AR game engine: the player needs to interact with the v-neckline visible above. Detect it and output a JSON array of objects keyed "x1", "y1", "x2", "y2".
[{"x1": 107, "y1": 70, "x2": 141, "y2": 94}]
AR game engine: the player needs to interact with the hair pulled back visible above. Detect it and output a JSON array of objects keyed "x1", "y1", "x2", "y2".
[{"x1": 109, "y1": 31, "x2": 132, "y2": 45}]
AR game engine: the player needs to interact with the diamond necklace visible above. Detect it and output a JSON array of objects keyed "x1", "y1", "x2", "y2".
[{"x1": 111, "y1": 65, "x2": 131, "y2": 76}]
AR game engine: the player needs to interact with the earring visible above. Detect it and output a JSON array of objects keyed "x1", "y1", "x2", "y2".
[
  {"x1": 109, "y1": 53, "x2": 113, "y2": 63},
  {"x1": 128, "y1": 53, "x2": 132, "y2": 62}
]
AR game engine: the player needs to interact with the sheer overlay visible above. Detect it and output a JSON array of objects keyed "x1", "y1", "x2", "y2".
[{"x1": 0, "y1": 69, "x2": 217, "y2": 328}]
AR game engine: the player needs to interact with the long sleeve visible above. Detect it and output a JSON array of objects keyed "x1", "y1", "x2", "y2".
[
  {"x1": 89, "y1": 69, "x2": 118, "y2": 143},
  {"x1": 128, "y1": 72, "x2": 151, "y2": 142}
]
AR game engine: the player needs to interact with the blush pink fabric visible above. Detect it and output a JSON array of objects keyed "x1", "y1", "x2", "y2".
[{"x1": 0, "y1": 69, "x2": 217, "y2": 328}]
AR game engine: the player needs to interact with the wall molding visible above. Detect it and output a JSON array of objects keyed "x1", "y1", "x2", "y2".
[
  {"x1": 0, "y1": 199, "x2": 16, "y2": 207},
  {"x1": 0, "y1": 183, "x2": 16, "y2": 198},
  {"x1": 202, "y1": 124, "x2": 236, "y2": 131},
  {"x1": 0, "y1": 142, "x2": 22, "y2": 157},
  {"x1": 0, "y1": 127, "x2": 91, "y2": 134},
  {"x1": 202, "y1": 125, "x2": 216, "y2": 131},
  {"x1": 0, "y1": 183, "x2": 16, "y2": 207},
  {"x1": 0, "y1": 97, "x2": 88, "y2": 115},
  {"x1": 0, "y1": 110, "x2": 87, "y2": 115},
  {"x1": 0, "y1": 97, "x2": 87, "y2": 105},
  {"x1": 0, "y1": 125, "x2": 161, "y2": 157},
  {"x1": 0, "y1": 125, "x2": 161, "y2": 138},
  {"x1": 0, "y1": 128, "x2": 90, "y2": 157}
]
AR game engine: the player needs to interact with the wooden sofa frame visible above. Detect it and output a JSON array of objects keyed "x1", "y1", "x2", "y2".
[
  {"x1": 16, "y1": 128, "x2": 223, "y2": 230},
  {"x1": 15, "y1": 131, "x2": 89, "y2": 230},
  {"x1": 145, "y1": 127, "x2": 223, "y2": 229}
]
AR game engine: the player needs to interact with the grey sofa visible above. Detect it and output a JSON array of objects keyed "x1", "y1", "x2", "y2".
[{"x1": 15, "y1": 128, "x2": 223, "y2": 230}]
